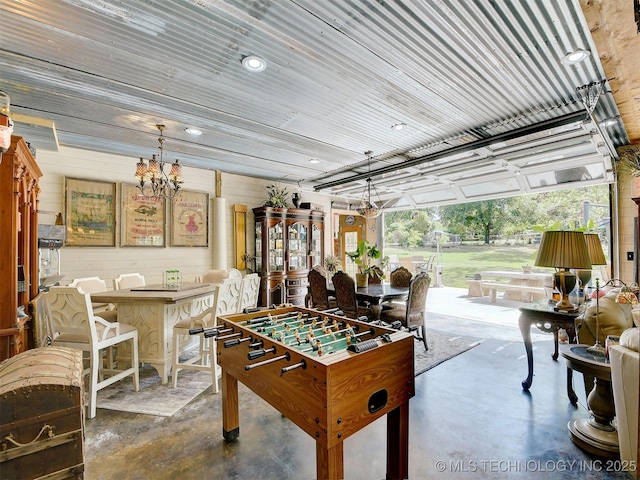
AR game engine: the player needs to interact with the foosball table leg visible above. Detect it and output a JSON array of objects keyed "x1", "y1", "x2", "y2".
[
  {"x1": 386, "y1": 402, "x2": 410, "y2": 480},
  {"x1": 316, "y1": 441, "x2": 344, "y2": 480},
  {"x1": 222, "y1": 370, "x2": 240, "y2": 441}
]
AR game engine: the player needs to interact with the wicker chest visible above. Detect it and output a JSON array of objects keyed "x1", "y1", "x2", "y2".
[{"x1": 0, "y1": 347, "x2": 85, "y2": 479}]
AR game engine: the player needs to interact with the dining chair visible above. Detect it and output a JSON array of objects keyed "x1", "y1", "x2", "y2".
[
  {"x1": 379, "y1": 272, "x2": 431, "y2": 350},
  {"x1": 68, "y1": 276, "x2": 118, "y2": 322},
  {"x1": 306, "y1": 267, "x2": 336, "y2": 310},
  {"x1": 30, "y1": 293, "x2": 52, "y2": 348},
  {"x1": 113, "y1": 272, "x2": 146, "y2": 290},
  {"x1": 198, "y1": 269, "x2": 230, "y2": 284},
  {"x1": 238, "y1": 273, "x2": 261, "y2": 312},
  {"x1": 390, "y1": 266, "x2": 412, "y2": 288},
  {"x1": 331, "y1": 271, "x2": 370, "y2": 320},
  {"x1": 44, "y1": 286, "x2": 140, "y2": 418},
  {"x1": 226, "y1": 268, "x2": 243, "y2": 279},
  {"x1": 171, "y1": 277, "x2": 242, "y2": 390}
]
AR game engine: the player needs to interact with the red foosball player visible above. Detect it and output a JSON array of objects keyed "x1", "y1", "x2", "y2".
[{"x1": 345, "y1": 332, "x2": 352, "y2": 346}]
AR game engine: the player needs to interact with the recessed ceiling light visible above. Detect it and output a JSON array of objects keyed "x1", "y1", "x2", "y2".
[
  {"x1": 308, "y1": 159, "x2": 320, "y2": 164},
  {"x1": 561, "y1": 49, "x2": 591, "y2": 65},
  {"x1": 184, "y1": 127, "x2": 202, "y2": 136},
  {"x1": 392, "y1": 123, "x2": 406, "y2": 130},
  {"x1": 242, "y1": 55, "x2": 267, "y2": 72}
]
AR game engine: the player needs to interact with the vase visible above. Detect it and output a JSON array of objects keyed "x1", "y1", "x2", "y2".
[
  {"x1": 355, "y1": 273, "x2": 368, "y2": 288},
  {"x1": 292, "y1": 193, "x2": 301, "y2": 207}
]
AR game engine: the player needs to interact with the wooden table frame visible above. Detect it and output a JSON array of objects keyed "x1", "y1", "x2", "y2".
[{"x1": 518, "y1": 301, "x2": 579, "y2": 391}]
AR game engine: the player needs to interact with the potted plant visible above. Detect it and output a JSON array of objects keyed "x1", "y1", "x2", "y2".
[
  {"x1": 264, "y1": 183, "x2": 290, "y2": 208},
  {"x1": 324, "y1": 255, "x2": 342, "y2": 276},
  {"x1": 346, "y1": 240, "x2": 383, "y2": 287},
  {"x1": 616, "y1": 146, "x2": 640, "y2": 198}
]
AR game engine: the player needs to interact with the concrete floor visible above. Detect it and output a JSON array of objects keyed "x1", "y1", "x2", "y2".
[{"x1": 84, "y1": 288, "x2": 636, "y2": 479}]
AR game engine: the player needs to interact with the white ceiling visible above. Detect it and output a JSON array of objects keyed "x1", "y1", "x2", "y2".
[{"x1": 1, "y1": 0, "x2": 634, "y2": 209}]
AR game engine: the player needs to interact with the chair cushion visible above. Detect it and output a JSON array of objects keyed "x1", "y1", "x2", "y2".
[
  {"x1": 379, "y1": 304, "x2": 406, "y2": 324},
  {"x1": 620, "y1": 327, "x2": 639, "y2": 352}
]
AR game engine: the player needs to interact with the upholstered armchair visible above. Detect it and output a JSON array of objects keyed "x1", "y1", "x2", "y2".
[
  {"x1": 306, "y1": 267, "x2": 336, "y2": 311},
  {"x1": 610, "y1": 327, "x2": 639, "y2": 478},
  {"x1": 332, "y1": 271, "x2": 370, "y2": 320},
  {"x1": 575, "y1": 288, "x2": 635, "y2": 396},
  {"x1": 379, "y1": 273, "x2": 431, "y2": 350}
]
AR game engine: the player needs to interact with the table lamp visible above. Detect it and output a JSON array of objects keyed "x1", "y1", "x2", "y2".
[
  {"x1": 576, "y1": 233, "x2": 607, "y2": 300},
  {"x1": 534, "y1": 231, "x2": 591, "y2": 312}
]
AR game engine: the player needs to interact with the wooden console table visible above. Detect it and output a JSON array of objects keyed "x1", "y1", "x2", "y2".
[
  {"x1": 518, "y1": 301, "x2": 580, "y2": 391},
  {"x1": 91, "y1": 283, "x2": 216, "y2": 383}
]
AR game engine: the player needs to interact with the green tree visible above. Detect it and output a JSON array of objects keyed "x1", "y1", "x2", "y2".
[{"x1": 439, "y1": 199, "x2": 510, "y2": 244}]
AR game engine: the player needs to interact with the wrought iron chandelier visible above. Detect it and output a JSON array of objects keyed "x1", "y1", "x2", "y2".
[
  {"x1": 134, "y1": 124, "x2": 183, "y2": 200},
  {"x1": 357, "y1": 151, "x2": 382, "y2": 219}
]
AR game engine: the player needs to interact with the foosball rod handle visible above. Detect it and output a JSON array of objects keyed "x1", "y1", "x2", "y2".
[
  {"x1": 245, "y1": 352, "x2": 290, "y2": 370},
  {"x1": 190, "y1": 327, "x2": 219, "y2": 336},
  {"x1": 224, "y1": 335, "x2": 253, "y2": 348},
  {"x1": 281, "y1": 359, "x2": 306, "y2": 375},
  {"x1": 247, "y1": 346, "x2": 276, "y2": 361}
]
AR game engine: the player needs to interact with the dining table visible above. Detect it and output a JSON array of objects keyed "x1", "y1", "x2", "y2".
[
  {"x1": 91, "y1": 282, "x2": 217, "y2": 384},
  {"x1": 328, "y1": 282, "x2": 409, "y2": 319}
]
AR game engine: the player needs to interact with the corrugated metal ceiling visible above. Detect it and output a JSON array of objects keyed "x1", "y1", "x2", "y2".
[{"x1": 0, "y1": 0, "x2": 632, "y2": 208}]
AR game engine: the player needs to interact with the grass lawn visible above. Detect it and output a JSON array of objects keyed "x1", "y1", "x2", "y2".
[{"x1": 385, "y1": 244, "x2": 547, "y2": 288}]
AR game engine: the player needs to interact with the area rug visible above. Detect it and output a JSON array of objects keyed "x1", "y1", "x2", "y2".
[
  {"x1": 415, "y1": 330, "x2": 481, "y2": 376},
  {"x1": 96, "y1": 363, "x2": 212, "y2": 417}
]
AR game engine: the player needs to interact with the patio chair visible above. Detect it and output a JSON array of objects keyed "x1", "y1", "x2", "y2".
[
  {"x1": 380, "y1": 272, "x2": 431, "y2": 350},
  {"x1": 45, "y1": 286, "x2": 140, "y2": 418}
]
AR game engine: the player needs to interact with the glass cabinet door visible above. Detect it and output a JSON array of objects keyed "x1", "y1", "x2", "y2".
[
  {"x1": 269, "y1": 222, "x2": 284, "y2": 271},
  {"x1": 287, "y1": 222, "x2": 308, "y2": 271},
  {"x1": 255, "y1": 221, "x2": 262, "y2": 272},
  {"x1": 310, "y1": 223, "x2": 322, "y2": 268}
]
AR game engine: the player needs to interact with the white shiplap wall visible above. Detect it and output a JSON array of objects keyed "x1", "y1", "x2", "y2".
[{"x1": 35, "y1": 146, "x2": 333, "y2": 289}]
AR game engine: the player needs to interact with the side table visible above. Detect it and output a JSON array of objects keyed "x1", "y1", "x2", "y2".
[
  {"x1": 561, "y1": 344, "x2": 618, "y2": 458},
  {"x1": 519, "y1": 301, "x2": 579, "y2": 391}
]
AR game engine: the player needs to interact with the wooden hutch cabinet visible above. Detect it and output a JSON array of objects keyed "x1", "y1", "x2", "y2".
[
  {"x1": 0, "y1": 136, "x2": 42, "y2": 360},
  {"x1": 253, "y1": 207, "x2": 324, "y2": 307}
]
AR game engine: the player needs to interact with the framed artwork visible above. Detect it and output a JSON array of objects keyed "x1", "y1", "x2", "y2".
[
  {"x1": 171, "y1": 190, "x2": 209, "y2": 247},
  {"x1": 65, "y1": 177, "x2": 116, "y2": 247},
  {"x1": 121, "y1": 183, "x2": 166, "y2": 246}
]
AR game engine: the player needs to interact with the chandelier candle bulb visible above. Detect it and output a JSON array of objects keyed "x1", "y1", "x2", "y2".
[{"x1": 135, "y1": 124, "x2": 184, "y2": 200}]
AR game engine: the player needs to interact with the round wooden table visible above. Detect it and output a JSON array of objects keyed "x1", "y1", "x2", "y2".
[{"x1": 561, "y1": 344, "x2": 618, "y2": 458}]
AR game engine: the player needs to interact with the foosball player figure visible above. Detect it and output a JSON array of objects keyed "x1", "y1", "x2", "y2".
[
  {"x1": 294, "y1": 329, "x2": 301, "y2": 345},
  {"x1": 274, "y1": 331, "x2": 284, "y2": 342},
  {"x1": 312, "y1": 339, "x2": 323, "y2": 356},
  {"x1": 345, "y1": 332, "x2": 352, "y2": 346}
]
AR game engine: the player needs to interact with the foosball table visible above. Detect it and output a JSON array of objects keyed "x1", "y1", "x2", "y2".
[{"x1": 211, "y1": 305, "x2": 415, "y2": 480}]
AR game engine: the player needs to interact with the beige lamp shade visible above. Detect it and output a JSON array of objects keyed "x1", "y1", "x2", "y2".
[
  {"x1": 535, "y1": 230, "x2": 591, "y2": 311},
  {"x1": 584, "y1": 233, "x2": 607, "y2": 266},
  {"x1": 534, "y1": 231, "x2": 591, "y2": 270}
]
